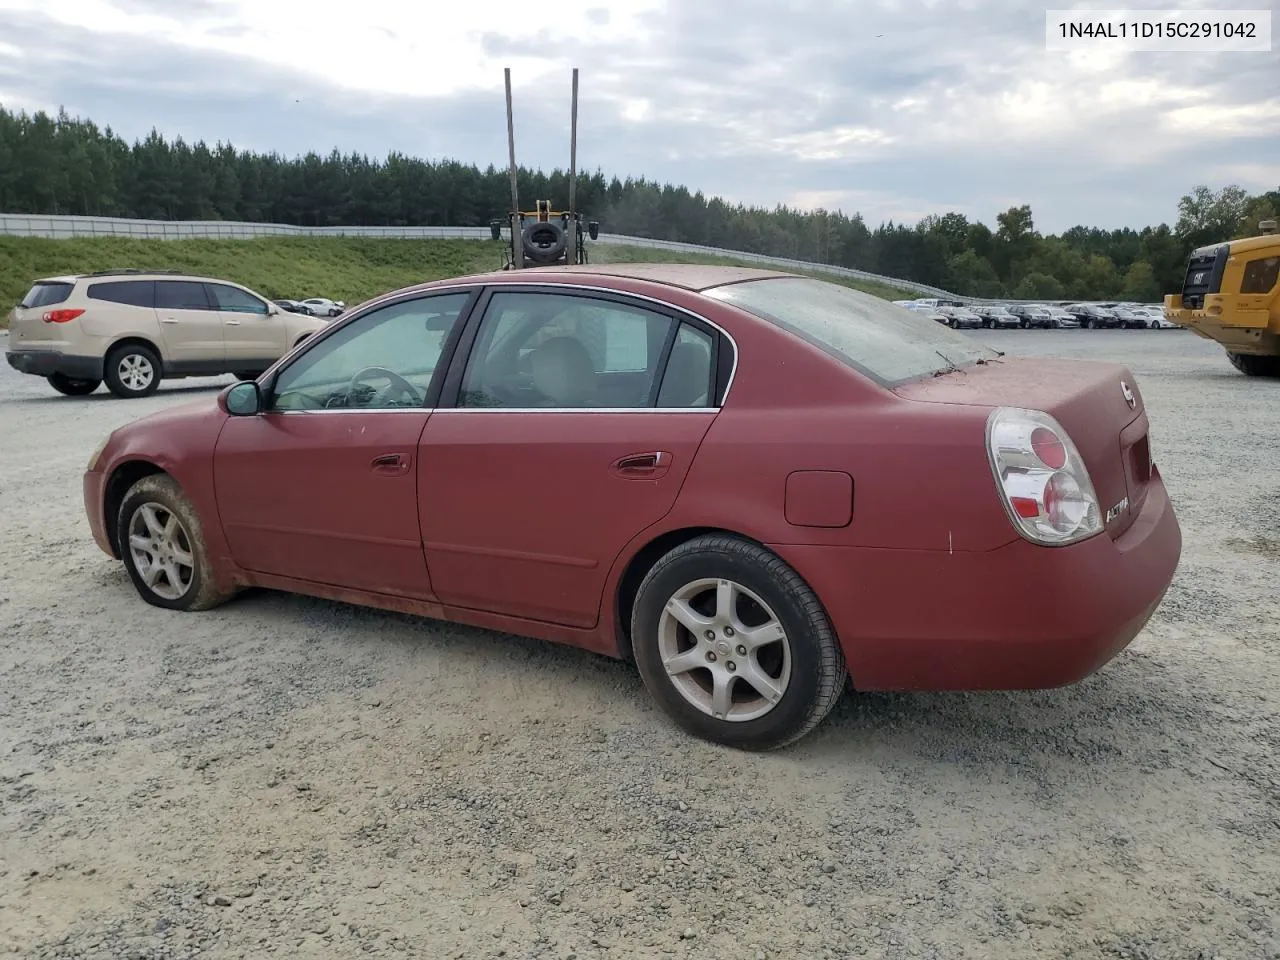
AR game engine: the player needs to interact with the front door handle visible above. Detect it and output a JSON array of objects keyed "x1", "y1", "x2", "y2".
[
  {"x1": 612, "y1": 451, "x2": 669, "y2": 477},
  {"x1": 160, "y1": 317, "x2": 179, "y2": 324},
  {"x1": 224, "y1": 319, "x2": 241, "y2": 325},
  {"x1": 371, "y1": 452, "x2": 411, "y2": 476},
  {"x1": 617, "y1": 452, "x2": 661, "y2": 470}
]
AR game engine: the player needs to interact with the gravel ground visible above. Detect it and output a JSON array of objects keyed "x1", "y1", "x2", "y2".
[{"x1": 1, "y1": 328, "x2": 1277, "y2": 960}]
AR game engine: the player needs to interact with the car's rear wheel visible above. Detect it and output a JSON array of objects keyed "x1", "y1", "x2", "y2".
[
  {"x1": 116, "y1": 474, "x2": 234, "y2": 612},
  {"x1": 47, "y1": 373, "x2": 101, "y2": 396},
  {"x1": 104, "y1": 343, "x2": 161, "y2": 398},
  {"x1": 631, "y1": 534, "x2": 847, "y2": 751}
]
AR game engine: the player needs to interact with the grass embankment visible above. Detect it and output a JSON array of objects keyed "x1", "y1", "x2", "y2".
[{"x1": 0, "y1": 235, "x2": 914, "y2": 326}]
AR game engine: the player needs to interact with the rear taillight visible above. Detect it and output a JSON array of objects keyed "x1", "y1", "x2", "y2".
[
  {"x1": 987, "y1": 407, "x2": 1102, "y2": 546},
  {"x1": 43, "y1": 308, "x2": 85, "y2": 323}
]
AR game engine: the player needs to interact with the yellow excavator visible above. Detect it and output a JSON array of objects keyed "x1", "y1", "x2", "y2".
[{"x1": 1165, "y1": 219, "x2": 1280, "y2": 377}]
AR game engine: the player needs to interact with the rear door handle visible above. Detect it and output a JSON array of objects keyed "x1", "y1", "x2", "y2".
[
  {"x1": 160, "y1": 317, "x2": 179, "y2": 324},
  {"x1": 224, "y1": 319, "x2": 241, "y2": 325},
  {"x1": 372, "y1": 453, "x2": 402, "y2": 467}
]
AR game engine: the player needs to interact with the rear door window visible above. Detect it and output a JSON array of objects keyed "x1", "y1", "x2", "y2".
[
  {"x1": 20, "y1": 282, "x2": 73, "y2": 309},
  {"x1": 87, "y1": 280, "x2": 156, "y2": 307},
  {"x1": 207, "y1": 283, "x2": 269, "y2": 314},
  {"x1": 156, "y1": 281, "x2": 213, "y2": 311}
]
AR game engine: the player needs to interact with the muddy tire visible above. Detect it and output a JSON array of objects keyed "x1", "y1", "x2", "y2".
[
  {"x1": 116, "y1": 474, "x2": 236, "y2": 612},
  {"x1": 630, "y1": 534, "x2": 847, "y2": 751},
  {"x1": 47, "y1": 373, "x2": 101, "y2": 396}
]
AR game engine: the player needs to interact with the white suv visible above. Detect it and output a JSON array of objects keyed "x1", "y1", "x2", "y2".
[{"x1": 5, "y1": 270, "x2": 329, "y2": 398}]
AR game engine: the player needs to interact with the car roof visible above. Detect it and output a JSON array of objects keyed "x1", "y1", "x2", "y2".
[
  {"x1": 434, "y1": 262, "x2": 798, "y2": 293},
  {"x1": 36, "y1": 270, "x2": 246, "y2": 285}
]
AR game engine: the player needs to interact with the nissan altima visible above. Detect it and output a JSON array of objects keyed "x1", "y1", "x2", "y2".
[{"x1": 82, "y1": 264, "x2": 1182, "y2": 750}]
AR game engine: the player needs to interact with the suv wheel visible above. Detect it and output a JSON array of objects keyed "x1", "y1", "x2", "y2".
[
  {"x1": 47, "y1": 373, "x2": 101, "y2": 396},
  {"x1": 104, "y1": 344, "x2": 162, "y2": 398}
]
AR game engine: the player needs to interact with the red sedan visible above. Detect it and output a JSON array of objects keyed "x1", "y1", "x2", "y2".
[{"x1": 82, "y1": 264, "x2": 1181, "y2": 750}]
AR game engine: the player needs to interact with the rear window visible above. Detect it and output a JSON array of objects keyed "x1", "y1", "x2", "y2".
[
  {"x1": 20, "y1": 281, "x2": 73, "y2": 309},
  {"x1": 88, "y1": 280, "x2": 156, "y2": 308},
  {"x1": 704, "y1": 276, "x2": 998, "y2": 386}
]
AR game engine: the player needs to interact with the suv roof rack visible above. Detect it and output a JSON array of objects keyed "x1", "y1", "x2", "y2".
[{"x1": 83, "y1": 268, "x2": 186, "y2": 278}]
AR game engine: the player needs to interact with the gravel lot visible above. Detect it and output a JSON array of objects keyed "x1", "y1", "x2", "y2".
[{"x1": 2, "y1": 328, "x2": 1277, "y2": 960}]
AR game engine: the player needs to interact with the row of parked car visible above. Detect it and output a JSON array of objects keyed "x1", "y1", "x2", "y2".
[
  {"x1": 893, "y1": 298, "x2": 1179, "y2": 330},
  {"x1": 273, "y1": 297, "x2": 347, "y2": 318}
]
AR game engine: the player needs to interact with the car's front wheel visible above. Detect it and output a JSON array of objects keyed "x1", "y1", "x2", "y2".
[
  {"x1": 47, "y1": 373, "x2": 101, "y2": 396},
  {"x1": 104, "y1": 343, "x2": 162, "y2": 398},
  {"x1": 116, "y1": 474, "x2": 235, "y2": 612},
  {"x1": 631, "y1": 534, "x2": 847, "y2": 751}
]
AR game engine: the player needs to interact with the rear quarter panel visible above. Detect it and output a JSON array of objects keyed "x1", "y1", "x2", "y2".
[{"x1": 80, "y1": 301, "x2": 165, "y2": 358}]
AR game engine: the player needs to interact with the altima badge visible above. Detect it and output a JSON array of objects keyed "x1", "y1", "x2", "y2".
[
  {"x1": 1121, "y1": 381, "x2": 1136, "y2": 409},
  {"x1": 1106, "y1": 497, "x2": 1129, "y2": 524}
]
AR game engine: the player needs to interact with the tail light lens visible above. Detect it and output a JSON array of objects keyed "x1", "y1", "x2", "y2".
[
  {"x1": 986, "y1": 407, "x2": 1102, "y2": 546},
  {"x1": 43, "y1": 308, "x2": 85, "y2": 324}
]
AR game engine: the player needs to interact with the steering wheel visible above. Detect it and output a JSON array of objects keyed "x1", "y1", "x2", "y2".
[{"x1": 346, "y1": 366, "x2": 423, "y2": 407}]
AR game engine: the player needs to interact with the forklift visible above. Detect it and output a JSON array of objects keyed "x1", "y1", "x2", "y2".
[{"x1": 489, "y1": 67, "x2": 600, "y2": 270}]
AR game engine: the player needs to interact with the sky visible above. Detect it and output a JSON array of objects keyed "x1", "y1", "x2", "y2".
[{"x1": 0, "y1": 0, "x2": 1276, "y2": 234}]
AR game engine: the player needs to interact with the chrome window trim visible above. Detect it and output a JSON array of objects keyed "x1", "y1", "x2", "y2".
[
  {"x1": 266, "y1": 406, "x2": 720, "y2": 415},
  {"x1": 265, "y1": 280, "x2": 741, "y2": 415}
]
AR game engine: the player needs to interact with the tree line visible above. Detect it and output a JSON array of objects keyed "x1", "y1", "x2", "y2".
[{"x1": 1, "y1": 105, "x2": 1276, "y2": 300}]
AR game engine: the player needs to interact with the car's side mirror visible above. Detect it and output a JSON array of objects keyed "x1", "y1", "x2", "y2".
[
  {"x1": 223, "y1": 380, "x2": 262, "y2": 416},
  {"x1": 267, "y1": 303, "x2": 280, "y2": 316}
]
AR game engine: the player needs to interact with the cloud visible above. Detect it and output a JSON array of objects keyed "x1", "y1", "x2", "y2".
[{"x1": 0, "y1": 0, "x2": 1275, "y2": 233}]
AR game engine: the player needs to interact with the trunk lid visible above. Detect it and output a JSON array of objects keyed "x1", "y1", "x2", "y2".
[{"x1": 895, "y1": 356, "x2": 1150, "y2": 540}]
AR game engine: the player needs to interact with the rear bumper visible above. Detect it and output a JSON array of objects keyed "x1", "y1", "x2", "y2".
[
  {"x1": 772, "y1": 471, "x2": 1182, "y2": 691},
  {"x1": 6, "y1": 350, "x2": 104, "y2": 380}
]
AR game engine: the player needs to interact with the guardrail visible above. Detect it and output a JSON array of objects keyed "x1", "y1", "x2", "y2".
[{"x1": 0, "y1": 213, "x2": 963, "y2": 300}]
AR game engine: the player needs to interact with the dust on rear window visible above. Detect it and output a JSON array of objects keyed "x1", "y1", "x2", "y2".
[
  {"x1": 703, "y1": 276, "x2": 998, "y2": 386},
  {"x1": 20, "y1": 282, "x2": 74, "y2": 309}
]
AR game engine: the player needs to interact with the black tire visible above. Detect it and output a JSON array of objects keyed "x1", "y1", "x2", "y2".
[
  {"x1": 1227, "y1": 352, "x2": 1280, "y2": 378},
  {"x1": 630, "y1": 534, "x2": 847, "y2": 751},
  {"x1": 521, "y1": 221, "x2": 567, "y2": 264},
  {"x1": 116, "y1": 474, "x2": 236, "y2": 612},
  {"x1": 231, "y1": 370, "x2": 263, "y2": 381},
  {"x1": 104, "y1": 343, "x2": 162, "y2": 398},
  {"x1": 47, "y1": 373, "x2": 101, "y2": 396},
  {"x1": 947, "y1": 318, "x2": 957, "y2": 328}
]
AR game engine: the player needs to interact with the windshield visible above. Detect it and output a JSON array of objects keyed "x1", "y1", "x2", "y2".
[{"x1": 704, "y1": 276, "x2": 999, "y2": 386}]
